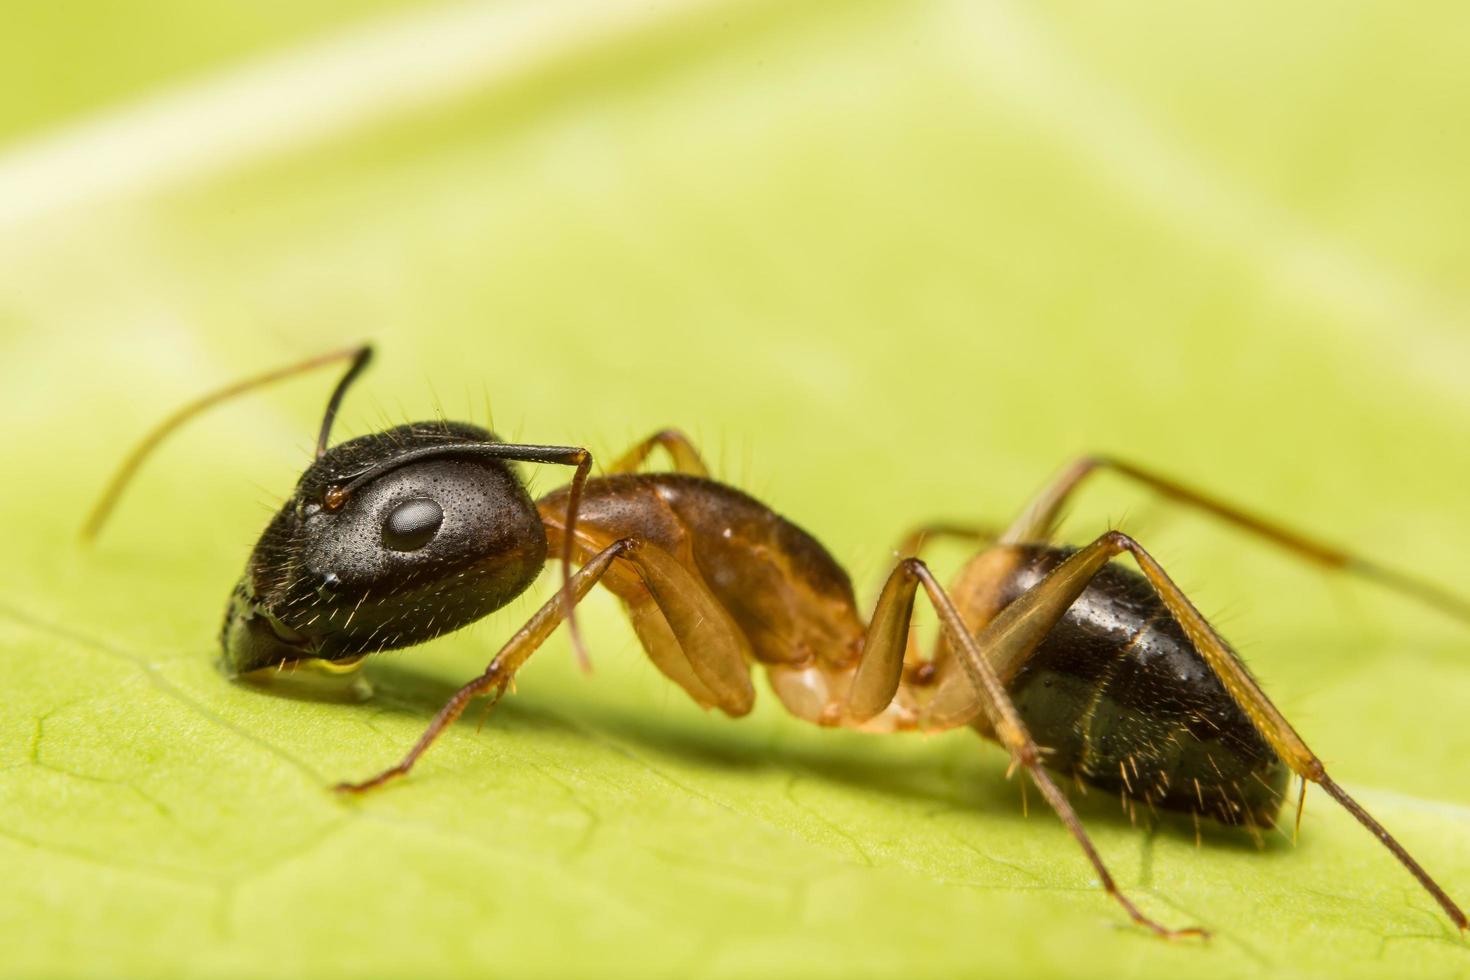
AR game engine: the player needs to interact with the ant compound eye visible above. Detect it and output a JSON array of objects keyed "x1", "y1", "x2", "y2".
[{"x1": 382, "y1": 497, "x2": 444, "y2": 552}]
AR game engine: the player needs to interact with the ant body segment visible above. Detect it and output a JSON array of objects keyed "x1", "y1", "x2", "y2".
[{"x1": 85, "y1": 344, "x2": 1469, "y2": 939}]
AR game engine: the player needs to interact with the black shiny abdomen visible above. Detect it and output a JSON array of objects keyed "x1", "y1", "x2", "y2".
[{"x1": 1002, "y1": 547, "x2": 1288, "y2": 827}]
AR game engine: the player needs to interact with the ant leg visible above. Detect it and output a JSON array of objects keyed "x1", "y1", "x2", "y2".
[
  {"x1": 334, "y1": 539, "x2": 632, "y2": 794},
  {"x1": 934, "y1": 563, "x2": 1207, "y2": 937},
  {"x1": 1002, "y1": 456, "x2": 1470, "y2": 625},
  {"x1": 607, "y1": 428, "x2": 710, "y2": 477},
  {"x1": 621, "y1": 539, "x2": 756, "y2": 714},
  {"x1": 977, "y1": 530, "x2": 1468, "y2": 930},
  {"x1": 846, "y1": 558, "x2": 1203, "y2": 938},
  {"x1": 874, "y1": 524, "x2": 1008, "y2": 711},
  {"x1": 336, "y1": 537, "x2": 753, "y2": 793},
  {"x1": 847, "y1": 559, "x2": 925, "y2": 722},
  {"x1": 890, "y1": 522, "x2": 1000, "y2": 561},
  {"x1": 845, "y1": 525, "x2": 1003, "y2": 697}
]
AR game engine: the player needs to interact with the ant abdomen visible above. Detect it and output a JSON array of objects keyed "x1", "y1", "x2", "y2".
[{"x1": 1001, "y1": 546, "x2": 1289, "y2": 828}]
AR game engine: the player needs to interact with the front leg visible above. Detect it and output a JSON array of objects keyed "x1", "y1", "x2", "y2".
[
  {"x1": 334, "y1": 539, "x2": 636, "y2": 794},
  {"x1": 336, "y1": 535, "x2": 755, "y2": 792}
]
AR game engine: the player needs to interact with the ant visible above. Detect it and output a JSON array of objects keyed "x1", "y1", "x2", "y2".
[{"x1": 83, "y1": 343, "x2": 1469, "y2": 939}]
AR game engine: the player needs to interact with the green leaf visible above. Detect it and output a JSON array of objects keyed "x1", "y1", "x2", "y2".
[{"x1": 3, "y1": 1, "x2": 1469, "y2": 977}]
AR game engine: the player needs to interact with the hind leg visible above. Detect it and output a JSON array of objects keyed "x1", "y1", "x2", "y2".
[
  {"x1": 1003, "y1": 455, "x2": 1470, "y2": 624},
  {"x1": 964, "y1": 528, "x2": 1467, "y2": 930}
]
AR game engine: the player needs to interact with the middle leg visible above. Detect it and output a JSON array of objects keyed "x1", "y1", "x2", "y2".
[
  {"x1": 607, "y1": 428, "x2": 710, "y2": 477},
  {"x1": 890, "y1": 522, "x2": 1000, "y2": 562},
  {"x1": 847, "y1": 557, "x2": 1206, "y2": 938}
]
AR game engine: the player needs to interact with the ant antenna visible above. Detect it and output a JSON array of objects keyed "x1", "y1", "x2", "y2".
[
  {"x1": 83, "y1": 342, "x2": 595, "y2": 672},
  {"x1": 317, "y1": 346, "x2": 374, "y2": 458},
  {"x1": 81, "y1": 344, "x2": 372, "y2": 543}
]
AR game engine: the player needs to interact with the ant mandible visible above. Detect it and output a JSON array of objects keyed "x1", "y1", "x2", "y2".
[{"x1": 83, "y1": 344, "x2": 1469, "y2": 939}]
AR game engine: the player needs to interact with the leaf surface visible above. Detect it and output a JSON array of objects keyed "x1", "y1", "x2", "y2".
[{"x1": 3, "y1": 2, "x2": 1470, "y2": 977}]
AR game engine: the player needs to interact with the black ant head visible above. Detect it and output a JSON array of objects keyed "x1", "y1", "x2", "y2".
[{"x1": 221, "y1": 421, "x2": 548, "y2": 678}]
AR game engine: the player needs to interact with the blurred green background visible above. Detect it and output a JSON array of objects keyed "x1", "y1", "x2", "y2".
[{"x1": 2, "y1": 1, "x2": 1469, "y2": 977}]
